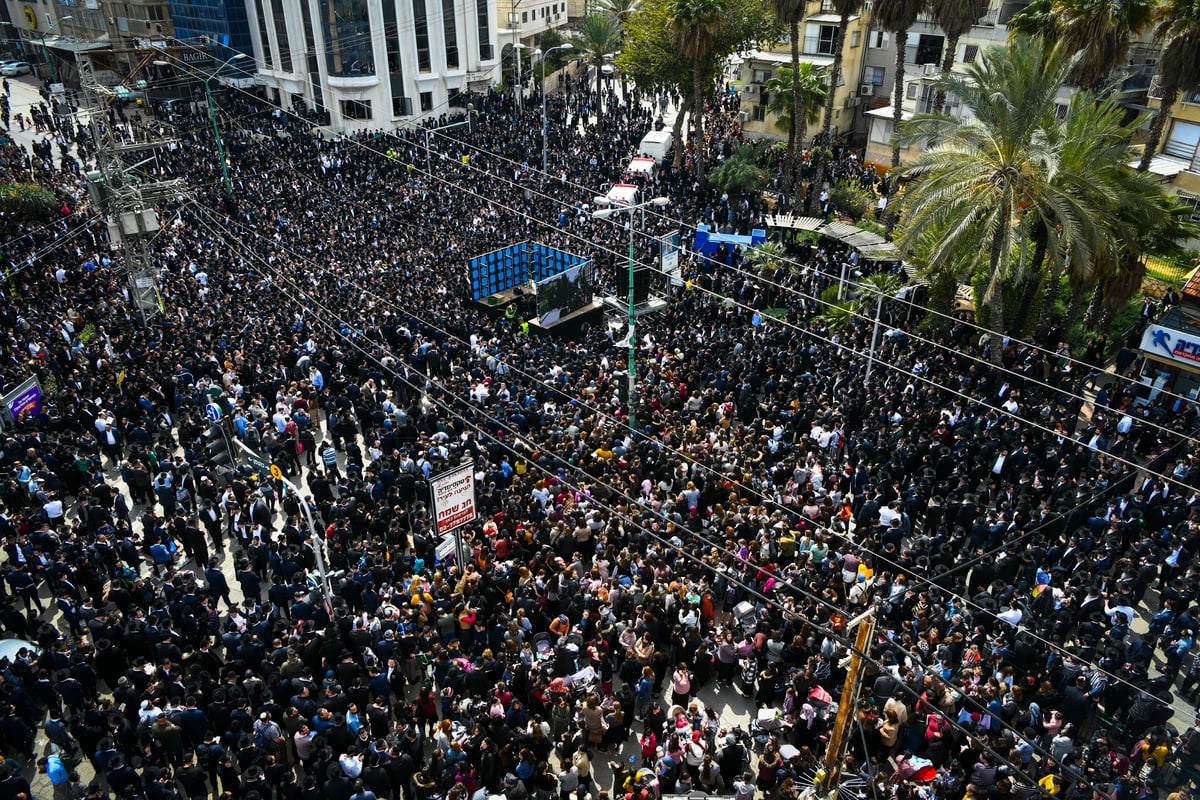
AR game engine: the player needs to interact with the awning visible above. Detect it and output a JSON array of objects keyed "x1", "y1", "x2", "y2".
[
  {"x1": 858, "y1": 243, "x2": 901, "y2": 260},
  {"x1": 865, "y1": 105, "x2": 913, "y2": 121},
  {"x1": 807, "y1": 13, "x2": 860, "y2": 22},
  {"x1": 1130, "y1": 154, "x2": 1191, "y2": 177},
  {"x1": 843, "y1": 231, "x2": 888, "y2": 248},
  {"x1": 765, "y1": 214, "x2": 824, "y2": 231},
  {"x1": 819, "y1": 221, "x2": 861, "y2": 240},
  {"x1": 747, "y1": 50, "x2": 833, "y2": 68}
]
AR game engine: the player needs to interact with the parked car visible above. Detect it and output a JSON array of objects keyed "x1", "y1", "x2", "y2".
[{"x1": 1, "y1": 62, "x2": 31, "y2": 76}]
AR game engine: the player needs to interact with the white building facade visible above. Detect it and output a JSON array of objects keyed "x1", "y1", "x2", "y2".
[{"x1": 244, "y1": 0, "x2": 503, "y2": 130}]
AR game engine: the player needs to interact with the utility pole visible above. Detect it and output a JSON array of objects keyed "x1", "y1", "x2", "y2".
[
  {"x1": 811, "y1": 608, "x2": 876, "y2": 800},
  {"x1": 79, "y1": 53, "x2": 184, "y2": 325}
]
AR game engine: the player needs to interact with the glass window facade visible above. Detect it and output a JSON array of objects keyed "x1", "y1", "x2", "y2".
[
  {"x1": 442, "y1": 0, "x2": 459, "y2": 70},
  {"x1": 168, "y1": 0, "x2": 253, "y2": 58},
  {"x1": 322, "y1": 0, "x2": 375, "y2": 76}
]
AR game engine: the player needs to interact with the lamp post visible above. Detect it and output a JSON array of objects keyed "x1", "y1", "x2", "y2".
[
  {"x1": 592, "y1": 194, "x2": 669, "y2": 432},
  {"x1": 157, "y1": 52, "x2": 250, "y2": 196},
  {"x1": 539, "y1": 43, "x2": 573, "y2": 175},
  {"x1": 39, "y1": 14, "x2": 72, "y2": 84},
  {"x1": 512, "y1": 42, "x2": 529, "y2": 112}
]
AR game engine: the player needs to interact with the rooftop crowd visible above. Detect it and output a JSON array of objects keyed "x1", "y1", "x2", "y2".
[{"x1": 0, "y1": 69, "x2": 1198, "y2": 800}]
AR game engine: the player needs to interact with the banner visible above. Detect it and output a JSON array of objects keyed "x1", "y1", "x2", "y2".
[
  {"x1": 431, "y1": 463, "x2": 477, "y2": 535},
  {"x1": 659, "y1": 232, "x2": 682, "y2": 284},
  {"x1": 1, "y1": 376, "x2": 42, "y2": 425}
]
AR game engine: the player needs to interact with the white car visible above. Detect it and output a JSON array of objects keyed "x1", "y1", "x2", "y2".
[{"x1": 1, "y1": 62, "x2": 32, "y2": 76}]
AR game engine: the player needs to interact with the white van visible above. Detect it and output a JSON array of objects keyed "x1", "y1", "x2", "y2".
[{"x1": 638, "y1": 130, "x2": 673, "y2": 163}]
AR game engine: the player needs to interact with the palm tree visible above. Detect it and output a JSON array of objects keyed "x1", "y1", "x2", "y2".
[
  {"x1": 1032, "y1": 89, "x2": 1161, "y2": 337},
  {"x1": 1007, "y1": 0, "x2": 1155, "y2": 87},
  {"x1": 768, "y1": 0, "x2": 808, "y2": 201},
  {"x1": 669, "y1": 0, "x2": 723, "y2": 178},
  {"x1": 1137, "y1": 0, "x2": 1200, "y2": 172},
  {"x1": 573, "y1": 13, "x2": 623, "y2": 130},
  {"x1": 596, "y1": 0, "x2": 642, "y2": 101},
  {"x1": 764, "y1": 64, "x2": 827, "y2": 152},
  {"x1": 873, "y1": 0, "x2": 926, "y2": 167},
  {"x1": 747, "y1": 240, "x2": 789, "y2": 275},
  {"x1": 893, "y1": 37, "x2": 1108, "y2": 363},
  {"x1": 807, "y1": 0, "x2": 863, "y2": 214},
  {"x1": 927, "y1": 0, "x2": 987, "y2": 114}
]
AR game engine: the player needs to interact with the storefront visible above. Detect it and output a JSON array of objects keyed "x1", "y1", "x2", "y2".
[{"x1": 1137, "y1": 307, "x2": 1200, "y2": 406}]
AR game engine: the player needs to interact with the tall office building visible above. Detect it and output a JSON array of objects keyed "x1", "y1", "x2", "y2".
[{"x1": 245, "y1": 0, "x2": 502, "y2": 129}]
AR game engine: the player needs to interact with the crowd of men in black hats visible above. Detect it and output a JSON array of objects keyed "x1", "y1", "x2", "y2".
[{"x1": 0, "y1": 71, "x2": 1198, "y2": 800}]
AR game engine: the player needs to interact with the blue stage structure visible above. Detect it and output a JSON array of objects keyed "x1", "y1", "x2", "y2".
[
  {"x1": 693, "y1": 224, "x2": 766, "y2": 266},
  {"x1": 469, "y1": 242, "x2": 589, "y2": 302}
]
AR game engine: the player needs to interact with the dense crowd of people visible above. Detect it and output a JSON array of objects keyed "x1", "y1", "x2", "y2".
[{"x1": 0, "y1": 70, "x2": 1198, "y2": 800}]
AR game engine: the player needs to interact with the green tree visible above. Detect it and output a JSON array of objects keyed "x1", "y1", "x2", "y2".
[
  {"x1": 873, "y1": 0, "x2": 926, "y2": 167},
  {"x1": 1007, "y1": 0, "x2": 1155, "y2": 87},
  {"x1": 927, "y1": 0, "x2": 988, "y2": 114},
  {"x1": 767, "y1": 0, "x2": 807, "y2": 200},
  {"x1": 807, "y1": 0, "x2": 862, "y2": 213},
  {"x1": 0, "y1": 183, "x2": 56, "y2": 217},
  {"x1": 572, "y1": 13, "x2": 623, "y2": 130},
  {"x1": 747, "y1": 240, "x2": 789, "y2": 275},
  {"x1": 763, "y1": 64, "x2": 826, "y2": 145},
  {"x1": 596, "y1": 0, "x2": 642, "y2": 100},
  {"x1": 894, "y1": 37, "x2": 1107, "y2": 362},
  {"x1": 670, "y1": 0, "x2": 723, "y2": 178},
  {"x1": 619, "y1": 0, "x2": 779, "y2": 168},
  {"x1": 1137, "y1": 0, "x2": 1200, "y2": 172},
  {"x1": 709, "y1": 144, "x2": 768, "y2": 198}
]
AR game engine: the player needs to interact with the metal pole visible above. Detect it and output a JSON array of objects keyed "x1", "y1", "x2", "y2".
[
  {"x1": 627, "y1": 215, "x2": 636, "y2": 431},
  {"x1": 41, "y1": 35, "x2": 57, "y2": 84},
  {"x1": 865, "y1": 285, "x2": 882, "y2": 387},
  {"x1": 541, "y1": 56, "x2": 548, "y2": 175},
  {"x1": 205, "y1": 79, "x2": 232, "y2": 196},
  {"x1": 838, "y1": 261, "x2": 848, "y2": 301}
]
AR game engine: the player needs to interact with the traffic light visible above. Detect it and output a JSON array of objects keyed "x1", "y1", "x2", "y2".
[{"x1": 203, "y1": 421, "x2": 235, "y2": 467}]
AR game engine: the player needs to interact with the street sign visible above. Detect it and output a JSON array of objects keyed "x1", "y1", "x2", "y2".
[
  {"x1": 246, "y1": 453, "x2": 270, "y2": 473},
  {"x1": 204, "y1": 403, "x2": 222, "y2": 421},
  {"x1": 431, "y1": 463, "x2": 476, "y2": 535},
  {"x1": 269, "y1": 464, "x2": 283, "y2": 480}
]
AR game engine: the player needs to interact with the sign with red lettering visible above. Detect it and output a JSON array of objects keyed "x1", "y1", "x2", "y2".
[{"x1": 431, "y1": 463, "x2": 477, "y2": 535}]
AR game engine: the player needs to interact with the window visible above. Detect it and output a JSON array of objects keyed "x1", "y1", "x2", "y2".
[
  {"x1": 962, "y1": 44, "x2": 978, "y2": 64},
  {"x1": 521, "y1": 11, "x2": 527, "y2": 22},
  {"x1": 752, "y1": 104, "x2": 766, "y2": 121},
  {"x1": 870, "y1": 30, "x2": 889, "y2": 49},
  {"x1": 1054, "y1": 103, "x2": 1068, "y2": 121},
  {"x1": 323, "y1": 0, "x2": 375, "y2": 77},
  {"x1": 752, "y1": 68, "x2": 772, "y2": 84},
  {"x1": 254, "y1": 0, "x2": 272, "y2": 69},
  {"x1": 867, "y1": 66, "x2": 885, "y2": 86},
  {"x1": 1176, "y1": 192, "x2": 1200, "y2": 224},
  {"x1": 906, "y1": 82, "x2": 917, "y2": 100},
  {"x1": 849, "y1": 30, "x2": 860, "y2": 47},
  {"x1": 477, "y1": 0, "x2": 493, "y2": 59},
  {"x1": 1164, "y1": 121, "x2": 1200, "y2": 164},
  {"x1": 270, "y1": 0, "x2": 292, "y2": 71},
  {"x1": 905, "y1": 31, "x2": 944, "y2": 65},
  {"x1": 414, "y1": 0, "x2": 432, "y2": 71},
  {"x1": 869, "y1": 117, "x2": 893, "y2": 144},
  {"x1": 443, "y1": 0, "x2": 459, "y2": 68},
  {"x1": 393, "y1": 96, "x2": 413, "y2": 116},
  {"x1": 805, "y1": 23, "x2": 838, "y2": 56},
  {"x1": 420, "y1": 91, "x2": 433, "y2": 111},
  {"x1": 383, "y1": 0, "x2": 402, "y2": 73},
  {"x1": 341, "y1": 99, "x2": 372, "y2": 119}
]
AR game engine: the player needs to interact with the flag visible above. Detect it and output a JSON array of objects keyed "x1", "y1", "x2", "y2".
[{"x1": 115, "y1": 369, "x2": 125, "y2": 385}]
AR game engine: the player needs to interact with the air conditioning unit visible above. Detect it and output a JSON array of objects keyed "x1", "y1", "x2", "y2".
[
  {"x1": 859, "y1": 83, "x2": 874, "y2": 96},
  {"x1": 845, "y1": 96, "x2": 860, "y2": 108},
  {"x1": 922, "y1": 63, "x2": 939, "y2": 77},
  {"x1": 738, "y1": 110, "x2": 749, "y2": 122}
]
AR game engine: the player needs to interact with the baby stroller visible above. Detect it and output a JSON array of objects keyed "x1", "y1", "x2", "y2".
[
  {"x1": 737, "y1": 657, "x2": 758, "y2": 697},
  {"x1": 750, "y1": 707, "x2": 792, "y2": 750}
]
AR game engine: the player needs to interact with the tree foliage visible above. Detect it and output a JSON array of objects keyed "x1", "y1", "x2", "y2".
[
  {"x1": 708, "y1": 145, "x2": 767, "y2": 198},
  {"x1": 0, "y1": 183, "x2": 56, "y2": 218}
]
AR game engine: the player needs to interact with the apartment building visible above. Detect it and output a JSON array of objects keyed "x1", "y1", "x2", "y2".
[{"x1": 734, "y1": 0, "x2": 873, "y2": 145}]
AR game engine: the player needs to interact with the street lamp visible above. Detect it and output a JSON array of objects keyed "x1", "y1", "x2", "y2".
[
  {"x1": 513, "y1": 42, "x2": 530, "y2": 111},
  {"x1": 591, "y1": 194, "x2": 669, "y2": 432},
  {"x1": 40, "y1": 14, "x2": 73, "y2": 84},
  {"x1": 539, "y1": 43, "x2": 573, "y2": 175},
  {"x1": 157, "y1": 52, "x2": 250, "y2": 196}
]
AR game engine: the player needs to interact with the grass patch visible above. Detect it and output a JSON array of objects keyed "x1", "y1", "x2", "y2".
[
  {"x1": 1144, "y1": 255, "x2": 1191, "y2": 288},
  {"x1": 763, "y1": 307, "x2": 788, "y2": 319}
]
